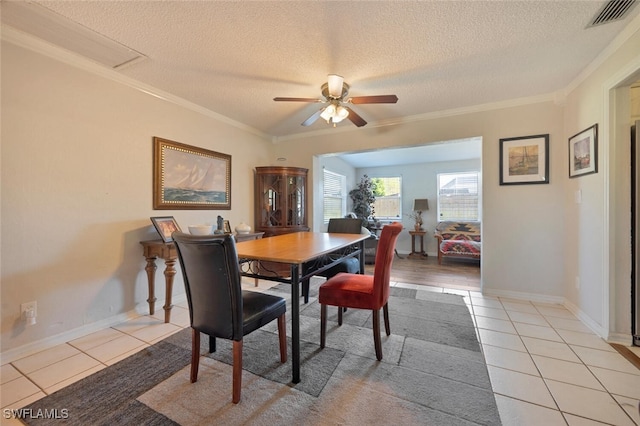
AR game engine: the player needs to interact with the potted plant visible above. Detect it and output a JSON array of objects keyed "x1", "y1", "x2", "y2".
[{"x1": 349, "y1": 175, "x2": 376, "y2": 225}]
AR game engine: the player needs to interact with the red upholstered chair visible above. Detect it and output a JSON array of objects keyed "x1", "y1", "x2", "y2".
[
  {"x1": 172, "y1": 232, "x2": 287, "y2": 404},
  {"x1": 319, "y1": 222, "x2": 402, "y2": 360}
]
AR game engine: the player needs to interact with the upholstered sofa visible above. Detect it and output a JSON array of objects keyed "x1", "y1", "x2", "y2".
[{"x1": 434, "y1": 221, "x2": 481, "y2": 264}]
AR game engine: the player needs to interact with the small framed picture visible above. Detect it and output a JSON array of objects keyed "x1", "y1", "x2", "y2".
[
  {"x1": 150, "y1": 216, "x2": 181, "y2": 242},
  {"x1": 499, "y1": 134, "x2": 549, "y2": 185},
  {"x1": 223, "y1": 220, "x2": 232, "y2": 234},
  {"x1": 569, "y1": 124, "x2": 598, "y2": 178}
]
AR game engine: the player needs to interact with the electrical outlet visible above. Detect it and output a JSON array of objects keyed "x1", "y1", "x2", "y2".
[{"x1": 21, "y1": 301, "x2": 37, "y2": 325}]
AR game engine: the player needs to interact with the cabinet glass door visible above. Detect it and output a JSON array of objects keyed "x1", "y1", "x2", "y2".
[{"x1": 261, "y1": 175, "x2": 283, "y2": 227}]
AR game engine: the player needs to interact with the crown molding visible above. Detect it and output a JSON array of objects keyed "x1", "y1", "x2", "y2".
[
  {"x1": 565, "y1": 11, "x2": 640, "y2": 95},
  {"x1": 2, "y1": 26, "x2": 270, "y2": 141},
  {"x1": 272, "y1": 92, "x2": 557, "y2": 144}
]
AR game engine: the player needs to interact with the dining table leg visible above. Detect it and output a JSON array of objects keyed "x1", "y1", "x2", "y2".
[{"x1": 290, "y1": 263, "x2": 300, "y2": 384}]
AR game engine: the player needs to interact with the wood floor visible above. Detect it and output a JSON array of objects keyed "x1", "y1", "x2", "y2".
[{"x1": 365, "y1": 254, "x2": 480, "y2": 291}]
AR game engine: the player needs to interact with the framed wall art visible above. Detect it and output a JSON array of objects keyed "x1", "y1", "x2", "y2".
[
  {"x1": 153, "y1": 137, "x2": 231, "y2": 209},
  {"x1": 499, "y1": 134, "x2": 549, "y2": 185},
  {"x1": 223, "y1": 220, "x2": 232, "y2": 234},
  {"x1": 150, "y1": 216, "x2": 181, "y2": 242},
  {"x1": 568, "y1": 124, "x2": 598, "y2": 178}
]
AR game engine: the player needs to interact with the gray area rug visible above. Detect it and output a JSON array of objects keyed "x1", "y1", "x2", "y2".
[{"x1": 23, "y1": 282, "x2": 500, "y2": 425}]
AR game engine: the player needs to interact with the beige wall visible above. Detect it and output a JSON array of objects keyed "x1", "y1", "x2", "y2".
[{"x1": 1, "y1": 41, "x2": 272, "y2": 356}]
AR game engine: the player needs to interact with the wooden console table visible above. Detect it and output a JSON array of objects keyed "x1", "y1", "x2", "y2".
[
  {"x1": 408, "y1": 230, "x2": 428, "y2": 259},
  {"x1": 140, "y1": 232, "x2": 264, "y2": 323},
  {"x1": 140, "y1": 239, "x2": 177, "y2": 323}
]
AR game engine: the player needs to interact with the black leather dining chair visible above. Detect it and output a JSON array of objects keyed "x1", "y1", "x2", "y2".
[
  {"x1": 319, "y1": 218, "x2": 365, "y2": 277},
  {"x1": 172, "y1": 232, "x2": 287, "y2": 404},
  {"x1": 300, "y1": 218, "x2": 368, "y2": 303}
]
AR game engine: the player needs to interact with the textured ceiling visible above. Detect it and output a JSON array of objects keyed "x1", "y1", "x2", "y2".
[{"x1": 3, "y1": 1, "x2": 640, "y2": 142}]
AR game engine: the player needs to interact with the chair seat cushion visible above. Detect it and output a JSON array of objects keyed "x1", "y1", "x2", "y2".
[
  {"x1": 242, "y1": 290, "x2": 286, "y2": 336},
  {"x1": 318, "y1": 273, "x2": 380, "y2": 310}
]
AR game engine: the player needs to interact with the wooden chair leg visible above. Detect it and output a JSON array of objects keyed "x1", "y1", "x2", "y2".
[
  {"x1": 277, "y1": 314, "x2": 287, "y2": 363},
  {"x1": 372, "y1": 309, "x2": 382, "y2": 361},
  {"x1": 209, "y1": 334, "x2": 216, "y2": 353},
  {"x1": 320, "y1": 304, "x2": 327, "y2": 348},
  {"x1": 191, "y1": 328, "x2": 200, "y2": 383},
  {"x1": 232, "y1": 340, "x2": 243, "y2": 404},
  {"x1": 383, "y1": 303, "x2": 390, "y2": 336},
  {"x1": 337, "y1": 305, "x2": 343, "y2": 325}
]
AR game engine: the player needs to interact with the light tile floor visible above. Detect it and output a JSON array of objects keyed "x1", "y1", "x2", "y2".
[{"x1": 2, "y1": 279, "x2": 639, "y2": 425}]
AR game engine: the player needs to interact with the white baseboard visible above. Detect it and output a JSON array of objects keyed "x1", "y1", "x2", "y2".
[
  {"x1": 563, "y1": 299, "x2": 609, "y2": 339},
  {"x1": 606, "y1": 332, "x2": 635, "y2": 346},
  {"x1": 1, "y1": 294, "x2": 187, "y2": 364},
  {"x1": 482, "y1": 287, "x2": 565, "y2": 305},
  {"x1": 482, "y1": 288, "x2": 622, "y2": 341}
]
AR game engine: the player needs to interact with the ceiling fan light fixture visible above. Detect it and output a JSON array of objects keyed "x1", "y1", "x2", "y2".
[
  {"x1": 320, "y1": 104, "x2": 336, "y2": 122},
  {"x1": 333, "y1": 106, "x2": 349, "y2": 123},
  {"x1": 320, "y1": 103, "x2": 349, "y2": 125},
  {"x1": 275, "y1": 74, "x2": 396, "y2": 128}
]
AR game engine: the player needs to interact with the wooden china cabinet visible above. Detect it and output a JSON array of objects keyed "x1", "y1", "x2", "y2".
[{"x1": 254, "y1": 166, "x2": 309, "y2": 238}]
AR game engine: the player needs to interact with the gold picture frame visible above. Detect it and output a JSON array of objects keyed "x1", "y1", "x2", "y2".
[{"x1": 153, "y1": 137, "x2": 231, "y2": 209}]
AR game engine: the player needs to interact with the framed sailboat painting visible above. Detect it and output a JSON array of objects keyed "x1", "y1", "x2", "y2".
[
  {"x1": 153, "y1": 137, "x2": 231, "y2": 209},
  {"x1": 499, "y1": 134, "x2": 549, "y2": 185}
]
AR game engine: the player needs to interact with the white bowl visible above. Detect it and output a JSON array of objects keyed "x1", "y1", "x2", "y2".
[{"x1": 188, "y1": 225, "x2": 212, "y2": 235}]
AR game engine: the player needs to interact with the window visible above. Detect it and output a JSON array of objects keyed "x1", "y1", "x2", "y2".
[
  {"x1": 323, "y1": 169, "x2": 346, "y2": 222},
  {"x1": 372, "y1": 176, "x2": 402, "y2": 219},
  {"x1": 437, "y1": 172, "x2": 479, "y2": 221}
]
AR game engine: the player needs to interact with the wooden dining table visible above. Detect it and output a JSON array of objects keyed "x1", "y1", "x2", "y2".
[{"x1": 235, "y1": 231, "x2": 369, "y2": 384}]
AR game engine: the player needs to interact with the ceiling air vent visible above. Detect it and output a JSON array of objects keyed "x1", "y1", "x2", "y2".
[
  {"x1": 1, "y1": 1, "x2": 146, "y2": 69},
  {"x1": 588, "y1": 0, "x2": 637, "y2": 27}
]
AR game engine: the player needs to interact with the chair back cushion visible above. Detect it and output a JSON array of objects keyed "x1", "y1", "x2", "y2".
[
  {"x1": 327, "y1": 218, "x2": 364, "y2": 234},
  {"x1": 173, "y1": 232, "x2": 242, "y2": 340},
  {"x1": 373, "y1": 222, "x2": 403, "y2": 306}
]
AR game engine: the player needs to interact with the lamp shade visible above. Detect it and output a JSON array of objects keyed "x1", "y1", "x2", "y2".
[{"x1": 413, "y1": 199, "x2": 429, "y2": 212}]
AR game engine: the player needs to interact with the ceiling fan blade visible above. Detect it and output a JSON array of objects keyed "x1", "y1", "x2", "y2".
[
  {"x1": 349, "y1": 95, "x2": 399, "y2": 104},
  {"x1": 344, "y1": 106, "x2": 367, "y2": 127},
  {"x1": 273, "y1": 97, "x2": 322, "y2": 102},
  {"x1": 301, "y1": 108, "x2": 324, "y2": 126},
  {"x1": 327, "y1": 74, "x2": 344, "y2": 98}
]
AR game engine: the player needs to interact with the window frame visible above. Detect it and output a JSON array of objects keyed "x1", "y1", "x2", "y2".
[
  {"x1": 436, "y1": 171, "x2": 480, "y2": 222},
  {"x1": 371, "y1": 176, "x2": 402, "y2": 220},
  {"x1": 323, "y1": 169, "x2": 346, "y2": 223}
]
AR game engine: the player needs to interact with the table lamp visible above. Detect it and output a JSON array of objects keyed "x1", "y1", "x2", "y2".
[{"x1": 413, "y1": 199, "x2": 429, "y2": 230}]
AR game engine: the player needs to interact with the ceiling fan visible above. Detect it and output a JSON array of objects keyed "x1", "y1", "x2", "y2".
[{"x1": 273, "y1": 74, "x2": 398, "y2": 128}]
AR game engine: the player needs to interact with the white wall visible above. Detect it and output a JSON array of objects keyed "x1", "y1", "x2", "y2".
[
  {"x1": 274, "y1": 17, "x2": 640, "y2": 340},
  {"x1": 356, "y1": 159, "x2": 481, "y2": 255},
  {"x1": 273, "y1": 101, "x2": 567, "y2": 301},
  {"x1": 562, "y1": 19, "x2": 640, "y2": 340},
  {"x1": 3, "y1": 15, "x2": 639, "y2": 359},
  {"x1": 1, "y1": 41, "x2": 273, "y2": 357}
]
